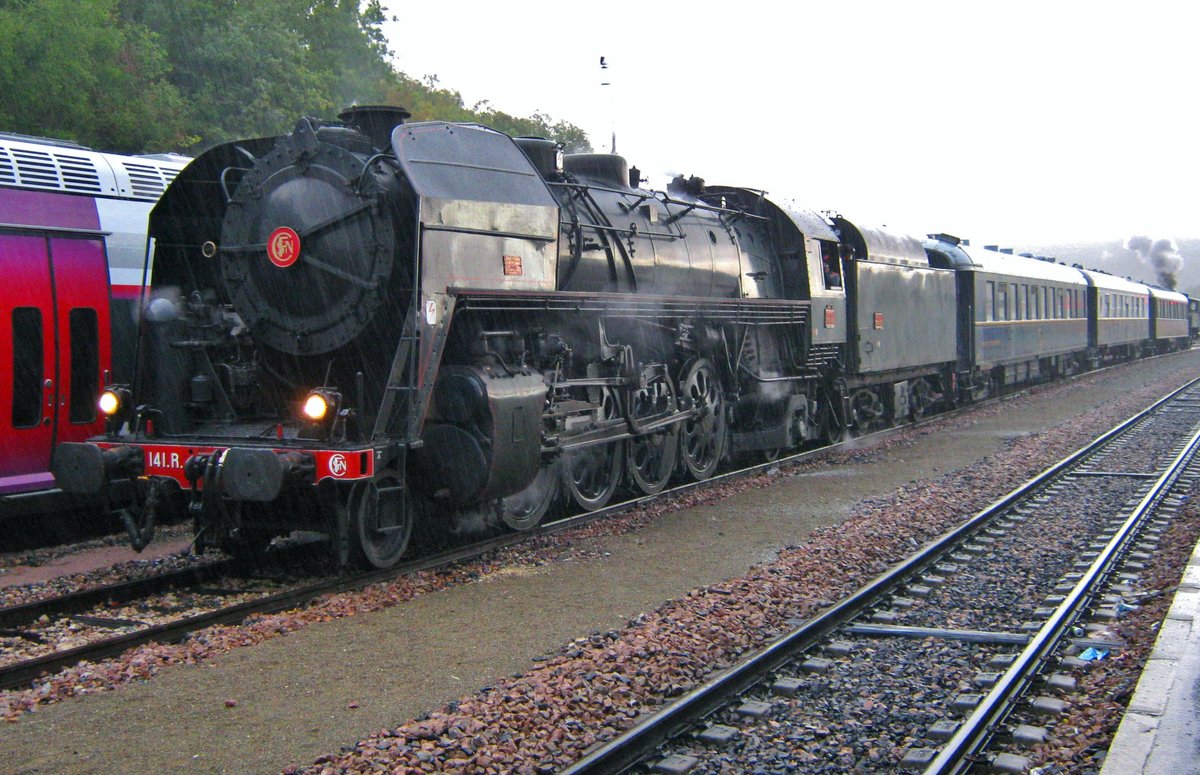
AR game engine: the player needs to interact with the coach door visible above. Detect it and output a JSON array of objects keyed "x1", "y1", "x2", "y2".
[{"x1": 0, "y1": 232, "x2": 110, "y2": 494}]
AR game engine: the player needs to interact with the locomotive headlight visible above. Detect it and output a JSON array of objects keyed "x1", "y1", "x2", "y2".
[
  {"x1": 98, "y1": 386, "x2": 131, "y2": 417},
  {"x1": 302, "y1": 389, "x2": 341, "y2": 423},
  {"x1": 98, "y1": 390, "x2": 121, "y2": 416}
]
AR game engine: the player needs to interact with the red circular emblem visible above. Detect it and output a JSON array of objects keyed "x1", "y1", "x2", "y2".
[{"x1": 267, "y1": 227, "x2": 300, "y2": 268}]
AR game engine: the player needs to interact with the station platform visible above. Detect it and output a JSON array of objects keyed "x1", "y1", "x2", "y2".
[{"x1": 1100, "y1": 536, "x2": 1200, "y2": 774}]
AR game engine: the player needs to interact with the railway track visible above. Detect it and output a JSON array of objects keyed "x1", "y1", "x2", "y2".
[
  {"x1": 560, "y1": 376, "x2": 1200, "y2": 774},
  {"x1": 0, "y1": 365, "x2": 1191, "y2": 704}
]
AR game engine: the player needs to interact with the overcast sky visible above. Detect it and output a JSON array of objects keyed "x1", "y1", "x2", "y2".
[{"x1": 382, "y1": 1, "x2": 1196, "y2": 248}]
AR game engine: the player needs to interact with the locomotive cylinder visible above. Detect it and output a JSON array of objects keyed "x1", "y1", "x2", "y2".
[{"x1": 415, "y1": 367, "x2": 546, "y2": 506}]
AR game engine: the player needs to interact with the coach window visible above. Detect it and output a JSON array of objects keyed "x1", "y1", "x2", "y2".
[
  {"x1": 69, "y1": 308, "x2": 99, "y2": 423},
  {"x1": 998, "y1": 283, "x2": 1009, "y2": 321},
  {"x1": 985, "y1": 281, "x2": 995, "y2": 321},
  {"x1": 12, "y1": 307, "x2": 43, "y2": 428}
]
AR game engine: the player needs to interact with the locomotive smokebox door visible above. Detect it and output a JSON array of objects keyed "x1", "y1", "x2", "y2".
[{"x1": 218, "y1": 118, "x2": 402, "y2": 356}]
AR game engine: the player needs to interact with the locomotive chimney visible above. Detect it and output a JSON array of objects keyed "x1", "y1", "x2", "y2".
[{"x1": 338, "y1": 105, "x2": 412, "y2": 149}]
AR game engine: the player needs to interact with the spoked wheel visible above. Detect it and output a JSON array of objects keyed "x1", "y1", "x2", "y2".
[
  {"x1": 500, "y1": 459, "x2": 560, "y2": 531},
  {"x1": 563, "y1": 388, "x2": 624, "y2": 511},
  {"x1": 349, "y1": 475, "x2": 413, "y2": 569},
  {"x1": 678, "y1": 359, "x2": 727, "y2": 481},
  {"x1": 909, "y1": 377, "x2": 940, "y2": 420},
  {"x1": 624, "y1": 368, "x2": 679, "y2": 495},
  {"x1": 849, "y1": 388, "x2": 887, "y2": 435}
]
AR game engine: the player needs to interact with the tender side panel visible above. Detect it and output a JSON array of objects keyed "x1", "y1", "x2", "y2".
[{"x1": 851, "y1": 261, "x2": 957, "y2": 373}]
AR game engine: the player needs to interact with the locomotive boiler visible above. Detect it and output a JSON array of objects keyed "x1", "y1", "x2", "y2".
[{"x1": 53, "y1": 106, "x2": 952, "y2": 567}]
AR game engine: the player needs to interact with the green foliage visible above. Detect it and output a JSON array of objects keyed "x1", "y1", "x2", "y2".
[
  {"x1": 0, "y1": 0, "x2": 189, "y2": 151},
  {"x1": 0, "y1": 0, "x2": 590, "y2": 154}
]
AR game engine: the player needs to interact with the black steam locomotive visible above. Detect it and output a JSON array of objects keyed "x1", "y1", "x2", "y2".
[{"x1": 52, "y1": 106, "x2": 1190, "y2": 568}]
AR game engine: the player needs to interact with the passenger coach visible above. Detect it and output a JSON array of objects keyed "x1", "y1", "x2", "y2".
[{"x1": 925, "y1": 236, "x2": 1090, "y2": 396}]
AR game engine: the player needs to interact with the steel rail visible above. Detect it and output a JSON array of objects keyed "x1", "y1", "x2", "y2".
[
  {"x1": 0, "y1": 558, "x2": 238, "y2": 630},
  {"x1": 560, "y1": 375, "x2": 1200, "y2": 775},
  {"x1": 924, "y1": 425, "x2": 1200, "y2": 774}
]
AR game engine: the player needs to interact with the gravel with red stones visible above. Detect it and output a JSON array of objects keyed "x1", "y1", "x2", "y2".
[{"x1": 291, "y1": 377, "x2": 1200, "y2": 774}]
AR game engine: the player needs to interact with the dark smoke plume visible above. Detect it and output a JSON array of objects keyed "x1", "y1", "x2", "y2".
[{"x1": 1126, "y1": 234, "x2": 1184, "y2": 289}]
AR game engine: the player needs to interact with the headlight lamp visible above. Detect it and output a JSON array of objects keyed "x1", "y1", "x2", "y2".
[
  {"x1": 99, "y1": 390, "x2": 122, "y2": 416},
  {"x1": 302, "y1": 388, "x2": 341, "y2": 423},
  {"x1": 98, "y1": 385, "x2": 131, "y2": 418}
]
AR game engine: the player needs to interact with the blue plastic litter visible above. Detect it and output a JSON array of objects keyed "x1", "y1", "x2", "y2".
[{"x1": 1079, "y1": 647, "x2": 1109, "y2": 661}]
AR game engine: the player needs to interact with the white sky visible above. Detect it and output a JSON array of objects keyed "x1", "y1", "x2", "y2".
[{"x1": 382, "y1": 1, "x2": 1197, "y2": 247}]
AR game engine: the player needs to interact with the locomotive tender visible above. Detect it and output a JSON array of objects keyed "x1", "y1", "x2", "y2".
[
  {"x1": 0, "y1": 133, "x2": 187, "y2": 514},
  {"x1": 51, "y1": 107, "x2": 1190, "y2": 567}
]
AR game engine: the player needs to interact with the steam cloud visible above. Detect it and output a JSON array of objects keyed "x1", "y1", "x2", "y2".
[{"x1": 1126, "y1": 234, "x2": 1184, "y2": 289}]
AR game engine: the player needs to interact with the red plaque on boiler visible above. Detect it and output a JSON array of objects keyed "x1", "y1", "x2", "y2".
[
  {"x1": 267, "y1": 227, "x2": 301, "y2": 268},
  {"x1": 503, "y1": 255, "x2": 523, "y2": 276}
]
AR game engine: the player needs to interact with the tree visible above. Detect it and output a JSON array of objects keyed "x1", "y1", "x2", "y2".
[
  {"x1": 0, "y1": 0, "x2": 188, "y2": 151},
  {"x1": 1, "y1": 0, "x2": 591, "y2": 154}
]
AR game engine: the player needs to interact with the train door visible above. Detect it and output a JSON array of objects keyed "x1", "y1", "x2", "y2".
[{"x1": 0, "y1": 232, "x2": 110, "y2": 494}]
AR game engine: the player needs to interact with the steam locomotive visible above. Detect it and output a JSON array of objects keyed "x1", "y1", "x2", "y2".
[
  {"x1": 51, "y1": 107, "x2": 1191, "y2": 567},
  {"x1": 0, "y1": 133, "x2": 187, "y2": 516}
]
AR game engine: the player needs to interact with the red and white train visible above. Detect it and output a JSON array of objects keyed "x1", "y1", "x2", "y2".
[{"x1": 0, "y1": 133, "x2": 187, "y2": 515}]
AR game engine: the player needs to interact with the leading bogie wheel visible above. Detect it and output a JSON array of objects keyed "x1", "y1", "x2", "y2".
[{"x1": 349, "y1": 475, "x2": 413, "y2": 569}]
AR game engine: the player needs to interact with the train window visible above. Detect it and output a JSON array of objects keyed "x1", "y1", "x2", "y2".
[
  {"x1": 985, "y1": 281, "x2": 995, "y2": 321},
  {"x1": 1015, "y1": 285, "x2": 1023, "y2": 320},
  {"x1": 998, "y1": 283, "x2": 1009, "y2": 321},
  {"x1": 69, "y1": 308, "x2": 99, "y2": 423},
  {"x1": 1042, "y1": 287, "x2": 1049, "y2": 319},
  {"x1": 820, "y1": 243, "x2": 843, "y2": 289},
  {"x1": 1023, "y1": 285, "x2": 1030, "y2": 320},
  {"x1": 12, "y1": 307, "x2": 43, "y2": 429}
]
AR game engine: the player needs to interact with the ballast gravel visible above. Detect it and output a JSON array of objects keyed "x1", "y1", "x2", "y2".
[{"x1": 1, "y1": 350, "x2": 1198, "y2": 774}]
